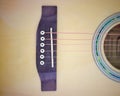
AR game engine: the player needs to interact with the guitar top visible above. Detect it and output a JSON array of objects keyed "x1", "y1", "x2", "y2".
[{"x1": 0, "y1": 0, "x2": 120, "y2": 96}]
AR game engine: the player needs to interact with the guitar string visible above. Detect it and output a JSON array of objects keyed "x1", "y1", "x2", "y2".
[
  {"x1": 42, "y1": 38, "x2": 120, "y2": 41},
  {"x1": 40, "y1": 43, "x2": 120, "y2": 47},
  {"x1": 43, "y1": 32, "x2": 120, "y2": 35},
  {"x1": 40, "y1": 55, "x2": 120, "y2": 58},
  {"x1": 44, "y1": 32, "x2": 93, "y2": 34},
  {"x1": 39, "y1": 32, "x2": 120, "y2": 58},
  {"x1": 44, "y1": 38, "x2": 92, "y2": 40}
]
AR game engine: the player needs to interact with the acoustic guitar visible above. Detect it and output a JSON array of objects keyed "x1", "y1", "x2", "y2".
[{"x1": 0, "y1": 0, "x2": 120, "y2": 96}]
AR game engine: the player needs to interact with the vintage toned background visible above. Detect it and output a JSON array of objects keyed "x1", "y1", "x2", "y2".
[{"x1": 0, "y1": 0, "x2": 120, "y2": 96}]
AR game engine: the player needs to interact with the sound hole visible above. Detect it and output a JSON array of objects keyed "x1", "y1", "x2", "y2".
[{"x1": 104, "y1": 24, "x2": 120, "y2": 70}]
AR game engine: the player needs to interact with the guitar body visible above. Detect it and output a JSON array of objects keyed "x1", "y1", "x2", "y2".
[{"x1": 0, "y1": 0, "x2": 120, "y2": 96}]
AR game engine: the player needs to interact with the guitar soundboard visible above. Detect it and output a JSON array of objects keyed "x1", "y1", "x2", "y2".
[{"x1": 0, "y1": 1, "x2": 120, "y2": 96}]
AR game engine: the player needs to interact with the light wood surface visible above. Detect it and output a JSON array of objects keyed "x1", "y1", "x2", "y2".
[{"x1": 0, "y1": 0, "x2": 120, "y2": 96}]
